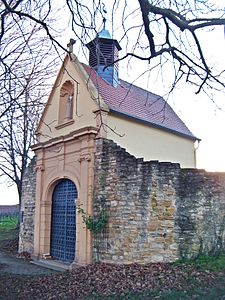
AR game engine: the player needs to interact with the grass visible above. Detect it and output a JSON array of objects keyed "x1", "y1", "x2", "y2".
[
  {"x1": 85, "y1": 286, "x2": 225, "y2": 300},
  {"x1": 157, "y1": 287, "x2": 225, "y2": 300},
  {"x1": 190, "y1": 254, "x2": 225, "y2": 272},
  {"x1": 0, "y1": 215, "x2": 18, "y2": 229},
  {"x1": 86, "y1": 255, "x2": 225, "y2": 300},
  {"x1": 0, "y1": 215, "x2": 18, "y2": 241},
  {"x1": 173, "y1": 254, "x2": 225, "y2": 272},
  {"x1": 0, "y1": 220, "x2": 225, "y2": 300}
]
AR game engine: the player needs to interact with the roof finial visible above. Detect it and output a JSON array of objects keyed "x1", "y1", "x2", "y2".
[
  {"x1": 67, "y1": 38, "x2": 76, "y2": 53},
  {"x1": 101, "y1": 3, "x2": 107, "y2": 30}
]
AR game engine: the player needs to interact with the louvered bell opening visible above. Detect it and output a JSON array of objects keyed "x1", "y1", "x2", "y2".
[
  {"x1": 97, "y1": 42, "x2": 119, "y2": 86},
  {"x1": 88, "y1": 44, "x2": 98, "y2": 68},
  {"x1": 98, "y1": 43, "x2": 114, "y2": 66},
  {"x1": 86, "y1": 37, "x2": 121, "y2": 86},
  {"x1": 89, "y1": 42, "x2": 116, "y2": 68},
  {"x1": 114, "y1": 47, "x2": 119, "y2": 72}
]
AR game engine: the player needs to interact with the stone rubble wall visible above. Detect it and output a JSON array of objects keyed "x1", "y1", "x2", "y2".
[
  {"x1": 93, "y1": 138, "x2": 180, "y2": 263},
  {"x1": 19, "y1": 157, "x2": 36, "y2": 254},
  {"x1": 93, "y1": 138, "x2": 225, "y2": 263},
  {"x1": 19, "y1": 138, "x2": 225, "y2": 263},
  {"x1": 177, "y1": 169, "x2": 225, "y2": 259}
]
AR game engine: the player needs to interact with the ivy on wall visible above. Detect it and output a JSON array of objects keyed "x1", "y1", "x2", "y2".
[{"x1": 76, "y1": 204, "x2": 108, "y2": 235}]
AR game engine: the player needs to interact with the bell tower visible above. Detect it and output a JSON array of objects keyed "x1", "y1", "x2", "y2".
[{"x1": 86, "y1": 18, "x2": 122, "y2": 87}]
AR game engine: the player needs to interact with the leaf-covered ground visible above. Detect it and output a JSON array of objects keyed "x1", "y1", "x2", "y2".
[
  {"x1": 1, "y1": 226, "x2": 225, "y2": 299},
  {"x1": 1, "y1": 261, "x2": 225, "y2": 299}
]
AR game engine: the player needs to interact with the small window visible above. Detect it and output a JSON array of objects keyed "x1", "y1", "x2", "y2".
[{"x1": 58, "y1": 81, "x2": 74, "y2": 125}]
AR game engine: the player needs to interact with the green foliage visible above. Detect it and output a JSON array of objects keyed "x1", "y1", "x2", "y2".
[
  {"x1": 172, "y1": 254, "x2": 225, "y2": 272},
  {"x1": 157, "y1": 288, "x2": 225, "y2": 300},
  {"x1": 76, "y1": 204, "x2": 108, "y2": 235},
  {"x1": 0, "y1": 215, "x2": 18, "y2": 241},
  {"x1": 86, "y1": 287, "x2": 225, "y2": 300},
  {"x1": 193, "y1": 254, "x2": 225, "y2": 272},
  {"x1": 0, "y1": 215, "x2": 18, "y2": 230}
]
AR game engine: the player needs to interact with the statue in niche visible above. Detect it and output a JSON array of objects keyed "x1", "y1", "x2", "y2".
[
  {"x1": 66, "y1": 94, "x2": 73, "y2": 119},
  {"x1": 58, "y1": 80, "x2": 74, "y2": 124}
]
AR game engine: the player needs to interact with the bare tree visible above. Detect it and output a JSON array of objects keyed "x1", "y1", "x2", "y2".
[
  {"x1": 0, "y1": 17, "x2": 59, "y2": 209},
  {"x1": 0, "y1": 0, "x2": 224, "y2": 207},
  {"x1": 0, "y1": 0, "x2": 224, "y2": 100},
  {"x1": 0, "y1": 1, "x2": 62, "y2": 119}
]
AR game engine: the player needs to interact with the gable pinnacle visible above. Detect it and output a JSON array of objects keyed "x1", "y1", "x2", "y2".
[{"x1": 67, "y1": 38, "x2": 76, "y2": 53}]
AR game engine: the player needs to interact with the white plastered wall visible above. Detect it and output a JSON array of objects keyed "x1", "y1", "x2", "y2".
[
  {"x1": 37, "y1": 57, "x2": 99, "y2": 143},
  {"x1": 107, "y1": 114, "x2": 196, "y2": 168}
]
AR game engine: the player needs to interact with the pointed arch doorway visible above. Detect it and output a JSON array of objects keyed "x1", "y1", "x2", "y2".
[{"x1": 50, "y1": 179, "x2": 78, "y2": 262}]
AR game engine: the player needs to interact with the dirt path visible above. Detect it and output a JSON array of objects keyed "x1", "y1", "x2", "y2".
[{"x1": 0, "y1": 250, "x2": 59, "y2": 275}]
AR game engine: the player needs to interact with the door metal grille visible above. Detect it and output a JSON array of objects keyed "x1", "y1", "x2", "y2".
[{"x1": 50, "y1": 179, "x2": 77, "y2": 262}]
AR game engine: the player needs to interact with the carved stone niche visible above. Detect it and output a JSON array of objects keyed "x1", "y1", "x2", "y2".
[{"x1": 58, "y1": 80, "x2": 74, "y2": 125}]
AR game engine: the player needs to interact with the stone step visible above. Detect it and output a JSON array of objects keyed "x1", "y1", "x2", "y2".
[{"x1": 31, "y1": 258, "x2": 70, "y2": 272}]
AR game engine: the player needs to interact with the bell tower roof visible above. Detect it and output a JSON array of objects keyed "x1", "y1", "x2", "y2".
[
  {"x1": 97, "y1": 27, "x2": 111, "y2": 39},
  {"x1": 85, "y1": 19, "x2": 122, "y2": 87},
  {"x1": 97, "y1": 16, "x2": 111, "y2": 40}
]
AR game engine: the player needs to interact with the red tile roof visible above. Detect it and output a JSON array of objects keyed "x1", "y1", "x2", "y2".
[{"x1": 82, "y1": 64, "x2": 198, "y2": 141}]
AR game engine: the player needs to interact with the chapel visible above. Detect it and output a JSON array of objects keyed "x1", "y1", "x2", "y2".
[{"x1": 19, "y1": 23, "x2": 199, "y2": 267}]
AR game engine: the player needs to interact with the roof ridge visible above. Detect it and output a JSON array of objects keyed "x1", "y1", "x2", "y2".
[
  {"x1": 81, "y1": 63, "x2": 198, "y2": 141},
  {"x1": 118, "y1": 79, "x2": 195, "y2": 137}
]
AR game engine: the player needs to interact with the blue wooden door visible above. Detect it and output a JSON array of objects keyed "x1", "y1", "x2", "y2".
[{"x1": 50, "y1": 179, "x2": 77, "y2": 262}]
